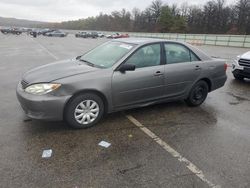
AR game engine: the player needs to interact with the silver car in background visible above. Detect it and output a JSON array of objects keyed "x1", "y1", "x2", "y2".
[
  {"x1": 45, "y1": 30, "x2": 67, "y2": 37},
  {"x1": 16, "y1": 38, "x2": 227, "y2": 128}
]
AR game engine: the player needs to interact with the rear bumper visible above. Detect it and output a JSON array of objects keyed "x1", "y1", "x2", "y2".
[
  {"x1": 211, "y1": 75, "x2": 227, "y2": 91},
  {"x1": 16, "y1": 83, "x2": 71, "y2": 121}
]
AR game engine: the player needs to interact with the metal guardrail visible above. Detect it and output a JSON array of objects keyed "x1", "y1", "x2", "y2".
[
  {"x1": 95, "y1": 32, "x2": 250, "y2": 48},
  {"x1": 106, "y1": 32, "x2": 250, "y2": 48},
  {"x1": 63, "y1": 29, "x2": 250, "y2": 48}
]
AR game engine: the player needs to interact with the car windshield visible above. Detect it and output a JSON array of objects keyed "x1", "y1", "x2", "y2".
[{"x1": 80, "y1": 41, "x2": 135, "y2": 68}]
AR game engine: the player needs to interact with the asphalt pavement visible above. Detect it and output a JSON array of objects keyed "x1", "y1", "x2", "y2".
[{"x1": 0, "y1": 33, "x2": 249, "y2": 188}]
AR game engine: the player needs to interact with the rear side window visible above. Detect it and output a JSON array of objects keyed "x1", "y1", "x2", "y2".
[{"x1": 164, "y1": 43, "x2": 200, "y2": 64}]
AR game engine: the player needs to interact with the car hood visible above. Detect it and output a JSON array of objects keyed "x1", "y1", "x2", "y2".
[
  {"x1": 240, "y1": 51, "x2": 250, "y2": 59},
  {"x1": 22, "y1": 59, "x2": 98, "y2": 84}
]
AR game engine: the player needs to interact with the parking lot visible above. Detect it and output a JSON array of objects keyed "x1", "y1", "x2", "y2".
[{"x1": 0, "y1": 33, "x2": 249, "y2": 188}]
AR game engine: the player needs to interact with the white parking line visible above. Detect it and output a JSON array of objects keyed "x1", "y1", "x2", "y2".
[
  {"x1": 29, "y1": 37, "x2": 59, "y2": 60},
  {"x1": 126, "y1": 115, "x2": 220, "y2": 188}
]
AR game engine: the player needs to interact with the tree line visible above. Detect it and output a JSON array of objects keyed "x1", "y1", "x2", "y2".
[{"x1": 50, "y1": 0, "x2": 250, "y2": 34}]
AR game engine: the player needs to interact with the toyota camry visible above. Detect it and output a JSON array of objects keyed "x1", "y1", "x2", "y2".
[{"x1": 17, "y1": 38, "x2": 227, "y2": 128}]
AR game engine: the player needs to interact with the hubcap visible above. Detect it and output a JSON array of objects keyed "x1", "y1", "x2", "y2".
[
  {"x1": 193, "y1": 86, "x2": 204, "y2": 101},
  {"x1": 74, "y1": 100, "x2": 99, "y2": 125}
]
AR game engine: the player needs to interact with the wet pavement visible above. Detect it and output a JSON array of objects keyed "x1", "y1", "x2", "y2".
[{"x1": 0, "y1": 34, "x2": 249, "y2": 188}]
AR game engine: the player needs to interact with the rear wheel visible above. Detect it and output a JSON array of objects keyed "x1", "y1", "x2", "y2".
[
  {"x1": 65, "y1": 93, "x2": 104, "y2": 129},
  {"x1": 233, "y1": 73, "x2": 244, "y2": 81},
  {"x1": 185, "y1": 80, "x2": 208, "y2": 107}
]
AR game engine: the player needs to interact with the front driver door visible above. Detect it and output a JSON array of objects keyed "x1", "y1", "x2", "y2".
[{"x1": 112, "y1": 43, "x2": 165, "y2": 108}]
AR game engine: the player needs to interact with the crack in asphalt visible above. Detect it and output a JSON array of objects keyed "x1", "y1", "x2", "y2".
[{"x1": 118, "y1": 164, "x2": 143, "y2": 174}]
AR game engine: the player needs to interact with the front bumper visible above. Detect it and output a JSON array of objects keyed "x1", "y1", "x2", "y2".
[
  {"x1": 232, "y1": 59, "x2": 250, "y2": 78},
  {"x1": 232, "y1": 68, "x2": 250, "y2": 79},
  {"x1": 16, "y1": 83, "x2": 71, "y2": 121}
]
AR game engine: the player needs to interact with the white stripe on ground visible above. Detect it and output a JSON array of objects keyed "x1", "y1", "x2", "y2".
[
  {"x1": 29, "y1": 37, "x2": 59, "y2": 60},
  {"x1": 126, "y1": 115, "x2": 220, "y2": 188}
]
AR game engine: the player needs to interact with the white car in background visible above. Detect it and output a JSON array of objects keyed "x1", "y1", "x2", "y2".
[{"x1": 232, "y1": 51, "x2": 250, "y2": 80}]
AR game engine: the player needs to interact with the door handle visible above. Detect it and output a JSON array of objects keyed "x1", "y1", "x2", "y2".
[
  {"x1": 154, "y1": 71, "x2": 163, "y2": 76},
  {"x1": 195, "y1": 65, "x2": 201, "y2": 70}
]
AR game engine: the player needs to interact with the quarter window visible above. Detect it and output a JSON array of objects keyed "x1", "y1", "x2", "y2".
[
  {"x1": 164, "y1": 43, "x2": 200, "y2": 64},
  {"x1": 125, "y1": 44, "x2": 161, "y2": 68}
]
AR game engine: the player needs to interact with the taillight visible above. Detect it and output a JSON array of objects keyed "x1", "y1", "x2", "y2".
[{"x1": 224, "y1": 63, "x2": 228, "y2": 71}]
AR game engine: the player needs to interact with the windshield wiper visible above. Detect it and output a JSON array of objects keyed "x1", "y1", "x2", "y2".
[
  {"x1": 79, "y1": 59, "x2": 94, "y2": 66},
  {"x1": 78, "y1": 59, "x2": 100, "y2": 68}
]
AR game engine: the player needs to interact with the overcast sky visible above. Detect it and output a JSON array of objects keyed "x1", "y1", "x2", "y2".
[{"x1": 0, "y1": 0, "x2": 235, "y2": 22}]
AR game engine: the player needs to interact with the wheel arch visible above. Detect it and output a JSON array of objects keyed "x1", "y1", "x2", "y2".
[
  {"x1": 63, "y1": 89, "x2": 109, "y2": 119},
  {"x1": 199, "y1": 78, "x2": 212, "y2": 92}
]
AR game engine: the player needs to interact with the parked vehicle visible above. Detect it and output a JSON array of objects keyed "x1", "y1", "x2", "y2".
[
  {"x1": 40, "y1": 29, "x2": 56, "y2": 36},
  {"x1": 1, "y1": 27, "x2": 22, "y2": 35},
  {"x1": 17, "y1": 38, "x2": 227, "y2": 129},
  {"x1": 19, "y1": 27, "x2": 32, "y2": 33},
  {"x1": 97, "y1": 32, "x2": 105, "y2": 38},
  {"x1": 114, "y1": 33, "x2": 129, "y2": 39},
  {"x1": 29, "y1": 29, "x2": 42, "y2": 36},
  {"x1": 75, "y1": 31, "x2": 98, "y2": 38},
  {"x1": 232, "y1": 51, "x2": 250, "y2": 80},
  {"x1": 107, "y1": 33, "x2": 129, "y2": 39},
  {"x1": 88, "y1": 31, "x2": 98, "y2": 38},
  {"x1": 44, "y1": 30, "x2": 67, "y2": 37},
  {"x1": 75, "y1": 31, "x2": 88, "y2": 38}
]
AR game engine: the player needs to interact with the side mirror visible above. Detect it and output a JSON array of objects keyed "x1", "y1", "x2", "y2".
[{"x1": 119, "y1": 64, "x2": 136, "y2": 72}]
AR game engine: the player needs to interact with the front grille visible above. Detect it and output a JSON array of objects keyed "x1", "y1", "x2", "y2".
[
  {"x1": 21, "y1": 79, "x2": 29, "y2": 89},
  {"x1": 239, "y1": 59, "x2": 250, "y2": 68}
]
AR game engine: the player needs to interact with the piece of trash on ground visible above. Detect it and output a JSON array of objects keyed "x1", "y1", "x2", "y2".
[
  {"x1": 98, "y1": 141, "x2": 111, "y2": 148},
  {"x1": 42, "y1": 149, "x2": 53, "y2": 158},
  {"x1": 128, "y1": 134, "x2": 133, "y2": 138}
]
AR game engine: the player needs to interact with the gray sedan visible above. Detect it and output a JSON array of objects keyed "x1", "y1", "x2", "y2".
[
  {"x1": 16, "y1": 38, "x2": 227, "y2": 128},
  {"x1": 45, "y1": 30, "x2": 67, "y2": 37}
]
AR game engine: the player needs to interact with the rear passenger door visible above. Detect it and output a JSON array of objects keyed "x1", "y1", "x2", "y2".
[{"x1": 163, "y1": 43, "x2": 202, "y2": 97}]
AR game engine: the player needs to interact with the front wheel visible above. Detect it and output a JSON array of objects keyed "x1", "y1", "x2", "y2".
[
  {"x1": 185, "y1": 80, "x2": 209, "y2": 107},
  {"x1": 64, "y1": 93, "x2": 105, "y2": 129}
]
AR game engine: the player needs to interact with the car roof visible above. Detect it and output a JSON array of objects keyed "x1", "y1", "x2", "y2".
[{"x1": 113, "y1": 37, "x2": 176, "y2": 45}]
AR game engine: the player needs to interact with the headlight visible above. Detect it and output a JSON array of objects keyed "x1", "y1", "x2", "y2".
[
  {"x1": 25, "y1": 83, "x2": 61, "y2": 95},
  {"x1": 234, "y1": 55, "x2": 240, "y2": 63}
]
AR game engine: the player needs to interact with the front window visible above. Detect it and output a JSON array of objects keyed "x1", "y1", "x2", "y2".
[
  {"x1": 81, "y1": 41, "x2": 135, "y2": 68},
  {"x1": 125, "y1": 44, "x2": 161, "y2": 68}
]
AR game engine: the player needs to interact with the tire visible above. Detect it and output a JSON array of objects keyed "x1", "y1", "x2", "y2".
[
  {"x1": 233, "y1": 73, "x2": 244, "y2": 81},
  {"x1": 185, "y1": 80, "x2": 209, "y2": 107},
  {"x1": 64, "y1": 93, "x2": 105, "y2": 129}
]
